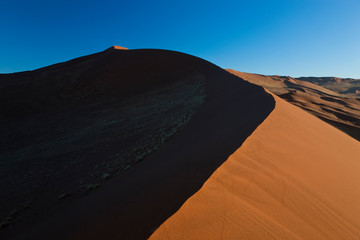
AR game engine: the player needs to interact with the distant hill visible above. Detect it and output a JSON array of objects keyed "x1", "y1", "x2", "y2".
[
  {"x1": 228, "y1": 69, "x2": 360, "y2": 141},
  {"x1": 297, "y1": 76, "x2": 360, "y2": 96}
]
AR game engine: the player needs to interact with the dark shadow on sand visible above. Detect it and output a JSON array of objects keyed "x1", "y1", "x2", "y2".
[{"x1": 1, "y1": 49, "x2": 275, "y2": 240}]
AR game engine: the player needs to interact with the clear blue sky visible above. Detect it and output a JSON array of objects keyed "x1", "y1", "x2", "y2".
[{"x1": 1, "y1": 0, "x2": 359, "y2": 78}]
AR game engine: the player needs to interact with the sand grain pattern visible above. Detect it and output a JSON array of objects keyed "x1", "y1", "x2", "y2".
[{"x1": 150, "y1": 94, "x2": 360, "y2": 240}]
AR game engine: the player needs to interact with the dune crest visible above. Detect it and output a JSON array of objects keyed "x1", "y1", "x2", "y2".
[
  {"x1": 150, "y1": 94, "x2": 360, "y2": 240},
  {"x1": 108, "y1": 45, "x2": 128, "y2": 50}
]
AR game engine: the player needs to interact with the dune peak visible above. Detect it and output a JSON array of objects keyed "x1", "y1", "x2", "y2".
[{"x1": 106, "y1": 45, "x2": 128, "y2": 51}]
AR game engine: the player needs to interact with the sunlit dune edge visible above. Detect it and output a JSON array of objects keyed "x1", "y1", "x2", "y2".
[
  {"x1": 111, "y1": 45, "x2": 128, "y2": 50},
  {"x1": 150, "y1": 93, "x2": 360, "y2": 240}
]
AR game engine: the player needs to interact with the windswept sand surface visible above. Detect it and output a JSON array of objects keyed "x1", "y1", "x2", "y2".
[{"x1": 150, "y1": 94, "x2": 360, "y2": 240}]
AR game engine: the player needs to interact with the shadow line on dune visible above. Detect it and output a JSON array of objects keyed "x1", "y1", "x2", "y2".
[{"x1": 6, "y1": 50, "x2": 275, "y2": 240}]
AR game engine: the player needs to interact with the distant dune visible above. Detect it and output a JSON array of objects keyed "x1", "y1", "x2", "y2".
[
  {"x1": 297, "y1": 77, "x2": 360, "y2": 96},
  {"x1": 150, "y1": 93, "x2": 360, "y2": 240},
  {"x1": 228, "y1": 69, "x2": 360, "y2": 141}
]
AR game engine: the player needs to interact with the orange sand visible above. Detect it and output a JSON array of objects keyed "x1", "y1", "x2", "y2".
[
  {"x1": 150, "y1": 94, "x2": 360, "y2": 240},
  {"x1": 111, "y1": 45, "x2": 128, "y2": 50}
]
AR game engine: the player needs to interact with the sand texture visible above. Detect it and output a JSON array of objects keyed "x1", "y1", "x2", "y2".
[{"x1": 150, "y1": 94, "x2": 360, "y2": 240}]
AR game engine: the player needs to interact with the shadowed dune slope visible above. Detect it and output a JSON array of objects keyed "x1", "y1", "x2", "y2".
[
  {"x1": 1, "y1": 49, "x2": 274, "y2": 239},
  {"x1": 227, "y1": 69, "x2": 360, "y2": 141},
  {"x1": 150, "y1": 94, "x2": 360, "y2": 240}
]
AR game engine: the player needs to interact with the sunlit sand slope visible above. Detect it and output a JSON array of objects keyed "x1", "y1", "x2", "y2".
[{"x1": 150, "y1": 94, "x2": 360, "y2": 240}]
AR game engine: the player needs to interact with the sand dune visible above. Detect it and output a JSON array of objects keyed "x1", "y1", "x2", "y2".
[
  {"x1": 150, "y1": 94, "x2": 360, "y2": 240},
  {"x1": 297, "y1": 77, "x2": 360, "y2": 96},
  {"x1": 228, "y1": 69, "x2": 360, "y2": 141},
  {"x1": 3, "y1": 47, "x2": 359, "y2": 239},
  {"x1": 226, "y1": 70, "x2": 342, "y2": 96},
  {"x1": 110, "y1": 45, "x2": 128, "y2": 50},
  {"x1": 1, "y1": 48, "x2": 273, "y2": 239}
]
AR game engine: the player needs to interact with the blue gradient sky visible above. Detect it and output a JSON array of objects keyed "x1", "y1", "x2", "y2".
[{"x1": 1, "y1": 0, "x2": 359, "y2": 78}]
